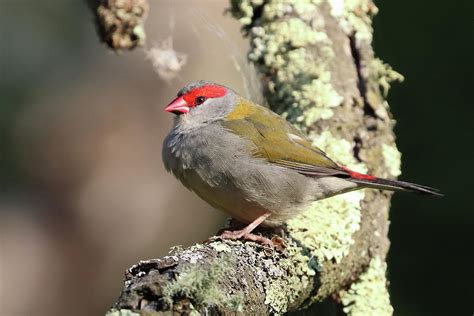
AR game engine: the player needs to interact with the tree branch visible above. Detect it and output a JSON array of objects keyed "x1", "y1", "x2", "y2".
[
  {"x1": 87, "y1": 0, "x2": 149, "y2": 51},
  {"x1": 107, "y1": 0, "x2": 403, "y2": 314}
]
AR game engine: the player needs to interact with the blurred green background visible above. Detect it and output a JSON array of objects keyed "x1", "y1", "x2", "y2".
[
  {"x1": 375, "y1": 1, "x2": 474, "y2": 315},
  {"x1": 0, "y1": 1, "x2": 472, "y2": 315}
]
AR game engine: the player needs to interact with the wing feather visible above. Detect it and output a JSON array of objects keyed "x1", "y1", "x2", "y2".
[{"x1": 221, "y1": 99, "x2": 348, "y2": 178}]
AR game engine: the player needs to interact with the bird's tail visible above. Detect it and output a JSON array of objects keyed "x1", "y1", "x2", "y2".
[{"x1": 350, "y1": 177, "x2": 442, "y2": 196}]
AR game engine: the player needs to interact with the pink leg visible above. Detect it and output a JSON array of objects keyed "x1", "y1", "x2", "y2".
[{"x1": 220, "y1": 212, "x2": 273, "y2": 246}]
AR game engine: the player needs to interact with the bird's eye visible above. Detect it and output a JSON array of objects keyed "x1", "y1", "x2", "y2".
[{"x1": 195, "y1": 96, "x2": 207, "y2": 105}]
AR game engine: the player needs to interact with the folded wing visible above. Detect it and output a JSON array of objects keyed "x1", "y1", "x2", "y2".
[{"x1": 221, "y1": 98, "x2": 349, "y2": 178}]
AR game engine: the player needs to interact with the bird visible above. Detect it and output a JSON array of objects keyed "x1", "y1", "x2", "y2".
[{"x1": 162, "y1": 80, "x2": 441, "y2": 245}]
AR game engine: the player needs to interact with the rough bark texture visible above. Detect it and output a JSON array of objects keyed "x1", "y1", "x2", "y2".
[
  {"x1": 87, "y1": 0, "x2": 149, "y2": 51},
  {"x1": 107, "y1": 0, "x2": 403, "y2": 315}
]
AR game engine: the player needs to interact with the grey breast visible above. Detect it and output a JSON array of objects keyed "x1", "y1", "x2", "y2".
[{"x1": 162, "y1": 122, "x2": 316, "y2": 220}]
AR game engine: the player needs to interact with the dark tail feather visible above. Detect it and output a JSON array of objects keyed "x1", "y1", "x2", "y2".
[{"x1": 351, "y1": 177, "x2": 443, "y2": 196}]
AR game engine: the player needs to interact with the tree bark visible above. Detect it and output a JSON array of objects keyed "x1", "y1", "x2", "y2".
[
  {"x1": 87, "y1": 0, "x2": 149, "y2": 51},
  {"x1": 106, "y1": 0, "x2": 403, "y2": 315}
]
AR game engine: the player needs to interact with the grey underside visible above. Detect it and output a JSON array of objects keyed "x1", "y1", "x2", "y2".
[{"x1": 163, "y1": 121, "x2": 357, "y2": 227}]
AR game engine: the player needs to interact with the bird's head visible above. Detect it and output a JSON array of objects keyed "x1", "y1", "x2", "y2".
[{"x1": 164, "y1": 81, "x2": 236, "y2": 122}]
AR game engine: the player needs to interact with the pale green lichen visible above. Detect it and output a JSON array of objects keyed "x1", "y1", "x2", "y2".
[
  {"x1": 208, "y1": 241, "x2": 232, "y2": 253},
  {"x1": 287, "y1": 130, "x2": 365, "y2": 263},
  {"x1": 288, "y1": 191, "x2": 364, "y2": 263},
  {"x1": 231, "y1": 0, "x2": 344, "y2": 130},
  {"x1": 367, "y1": 58, "x2": 404, "y2": 97},
  {"x1": 264, "y1": 244, "x2": 317, "y2": 314},
  {"x1": 382, "y1": 144, "x2": 402, "y2": 177},
  {"x1": 231, "y1": 1, "x2": 395, "y2": 313},
  {"x1": 328, "y1": 0, "x2": 378, "y2": 43},
  {"x1": 339, "y1": 257, "x2": 393, "y2": 316},
  {"x1": 106, "y1": 309, "x2": 141, "y2": 316},
  {"x1": 291, "y1": 74, "x2": 344, "y2": 126},
  {"x1": 230, "y1": 0, "x2": 264, "y2": 26},
  {"x1": 163, "y1": 256, "x2": 243, "y2": 312}
]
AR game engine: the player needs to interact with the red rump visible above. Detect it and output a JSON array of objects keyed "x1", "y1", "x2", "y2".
[
  {"x1": 183, "y1": 85, "x2": 227, "y2": 107},
  {"x1": 340, "y1": 166, "x2": 376, "y2": 180}
]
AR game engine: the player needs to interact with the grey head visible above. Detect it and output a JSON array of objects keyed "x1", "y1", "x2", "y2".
[{"x1": 165, "y1": 80, "x2": 238, "y2": 126}]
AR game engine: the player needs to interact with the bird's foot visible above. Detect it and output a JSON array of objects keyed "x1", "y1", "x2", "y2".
[{"x1": 219, "y1": 229, "x2": 274, "y2": 248}]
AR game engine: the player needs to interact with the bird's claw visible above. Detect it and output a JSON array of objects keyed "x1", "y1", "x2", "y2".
[{"x1": 219, "y1": 229, "x2": 280, "y2": 249}]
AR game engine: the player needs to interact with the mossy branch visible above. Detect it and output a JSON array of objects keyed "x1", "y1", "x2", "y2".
[
  {"x1": 107, "y1": 0, "x2": 402, "y2": 315},
  {"x1": 86, "y1": 0, "x2": 149, "y2": 51}
]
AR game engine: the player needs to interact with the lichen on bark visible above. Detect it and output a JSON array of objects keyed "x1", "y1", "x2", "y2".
[
  {"x1": 87, "y1": 0, "x2": 149, "y2": 51},
  {"x1": 109, "y1": 240, "x2": 318, "y2": 315},
  {"x1": 287, "y1": 130, "x2": 366, "y2": 264},
  {"x1": 339, "y1": 256, "x2": 393, "y2": 316},
  {"x1": 108, "y1": 0, "x2": 404, "y2": 314},
  {"x1": 230, "y1": 0, "x2": 400, "y2": 307},
  {"x1": 231, "y1": 0, "x2": 344, "y2": 129}
]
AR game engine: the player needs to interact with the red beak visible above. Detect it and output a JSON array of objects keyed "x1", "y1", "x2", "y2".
[{"x1": 164, "y1": 96, "x2": 190, "y2": 114}]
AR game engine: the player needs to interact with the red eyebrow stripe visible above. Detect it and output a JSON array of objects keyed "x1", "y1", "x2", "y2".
[{"x1": 182, "y1": 85, "x2": 227, "y2": 106}]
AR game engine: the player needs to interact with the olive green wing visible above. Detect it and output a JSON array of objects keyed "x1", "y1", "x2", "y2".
[{"x1": 221, "y1": 98, "x2": 347, "y2": 177}]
